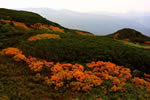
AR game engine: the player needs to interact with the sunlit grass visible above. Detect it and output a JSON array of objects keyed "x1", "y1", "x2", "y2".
[{"x1": 119, "y1": 40, "x2": 150, "y2": 49}]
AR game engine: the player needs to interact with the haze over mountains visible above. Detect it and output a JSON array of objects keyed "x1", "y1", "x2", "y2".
[{"x1": 18, "y1": 8, "x2": 150, "y2": 36}]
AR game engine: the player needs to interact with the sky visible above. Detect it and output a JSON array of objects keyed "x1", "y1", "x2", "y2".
[{"x1": 0, "y1": 0, "x2": 150, "y2": 13}]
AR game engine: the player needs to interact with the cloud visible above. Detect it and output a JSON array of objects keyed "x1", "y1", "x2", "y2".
[{"x1": 0, "y1": 0, "x2": 149, "y2": 13}]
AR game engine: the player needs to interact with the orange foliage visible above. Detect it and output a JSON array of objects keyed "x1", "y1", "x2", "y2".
[
  {"x1": 13, "y1": 53, "x2": 26, "y2": 62},
  {"x1": 73, "y1": 71, "x2": 85, "y2": 81},
  {"x1": 72, "y1": 64, "x2": 84, "y2": 71},
  {"x1": 49, "y1": 25, "x2": 64, "y2": 33},
  {"x1": 88, "y1": 61, "x2": 132, "y2": 91},
  {"x1": 0, "y1": 19, "x2": 11, "y2": 24},
  {"x1": 12, "y1": 21, "x2": 30, "y2": 30},
  {"x1": 24, "y1": 56, "x2": 44, "y2": 72},
  {"x1": 144, "y1": 73, "x2": 150, "y2": 82},
  {"x1": 75, "y1": 31, "x2": 94, "y2": 36},
  {"x1": 49, "y1": 63, "x2": 102, "y2": 91},
  {"x1": 1, "y1": 48, "x2": 27, "y2": 62},
  {"x1": 43, "y1": 60, "x2": 54, "y2": 68},
  {"x1": 143, "y1": 47, "x2": 150, "y2": 50},
  {"x1": 51, "y1": 63, "x2": 64, "y2": 73},
  {"x1": 1, "y1": 48, "x2": 22, "y2": 56},
  {"x1": 111, "y1": 85, "x2": 121, "y2": 92},
  {"x1": 122, "y1": 38, "x2": 130, "y2": 41},
  {"x1": 25, "y1": 56, "x2": 37, "y2": 64},
  {"x1": 144, "y1": 41, "x2": 150, "y2": 44},
  {"x1": 28, "y1": 33, "x2": 60, "y2": 40},
  {"x1": 30, "y1": 23, "x2": 48, "y2": 30},
  {"x1": 96, "y1": 98, "x2": 103, "y2": 100},
  {"x1": 1, "y1": 47, "x2": 150, "y2": 92},
  {"x1": 132, "y1": 77, "x2": 150, "y2": 89},
  {"x1": 29, "y1": 61, "x2": 44, "y2": 72}
]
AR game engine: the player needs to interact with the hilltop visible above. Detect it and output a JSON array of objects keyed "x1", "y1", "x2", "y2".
[
  {"x1": 0, "y1": 8, "x2": 150, "y2": 100},
  {"x1": 0, "y1": 8, "x2": 61, "y2": 26},
  {"x1": 113, "y1": 28, "x2": 150, "y2": 43}
]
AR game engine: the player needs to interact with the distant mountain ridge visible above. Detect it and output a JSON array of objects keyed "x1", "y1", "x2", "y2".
[{"x1": 18, "y1": 8, "x2": 150, "y2": 36}]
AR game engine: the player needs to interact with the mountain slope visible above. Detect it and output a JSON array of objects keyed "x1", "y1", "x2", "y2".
[
  {"x1": 0, "y1": 8, "x2": 63, "y2": 27},
  {"x1": 0, "y1": 8, "x2": 150, "y2": 73},
  {"x1": 0, "y1": 8, "x2": 150, "y2": 100}
]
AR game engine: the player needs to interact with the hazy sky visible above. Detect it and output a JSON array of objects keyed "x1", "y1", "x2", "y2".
[{"x1": 0, "y1": 0, "x2": 149, "y2": 13}]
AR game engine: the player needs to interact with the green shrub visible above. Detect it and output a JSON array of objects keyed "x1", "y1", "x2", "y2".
[{"x1": 18, "y1": 35, "x2": 150, "y2": 73}]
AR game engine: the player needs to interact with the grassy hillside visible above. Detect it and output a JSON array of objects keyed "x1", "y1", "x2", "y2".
[
  {"x1": 0, "y1": 8, "x2": 62, "y2": 27},
  {"x1": 0, "y1": 8, "x2": 150, "y2": 100}
]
